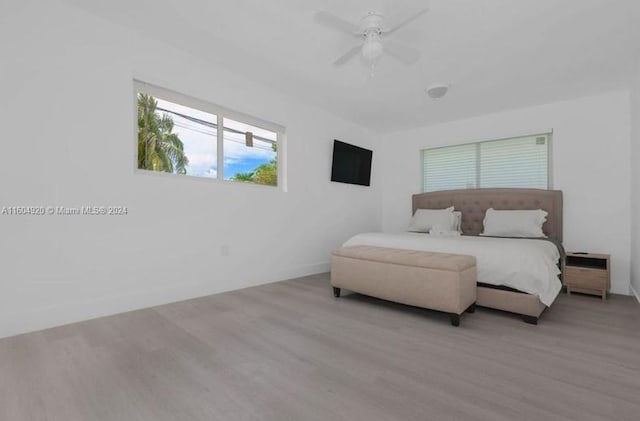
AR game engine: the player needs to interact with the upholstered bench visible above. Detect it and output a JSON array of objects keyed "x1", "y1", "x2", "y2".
[{"x1": 331, "y1": 246, "x2": 477, "y2": 326}]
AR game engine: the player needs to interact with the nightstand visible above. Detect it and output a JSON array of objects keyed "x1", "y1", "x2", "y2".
[{"x1": 564, "y1": 252, "x2": 610, "y2": 300}]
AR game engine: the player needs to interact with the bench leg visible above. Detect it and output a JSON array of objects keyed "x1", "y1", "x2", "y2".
[
  {"x1": 466, "y1": 303, "x2": 476, "y2": 313},
  {"x1": 522, "y1": 315, "x2": 538, "y2": 325},
  {"x1": 449, "y1": 313, "x2": 460, "y2": 327},
  {"x1": 332, "y1": 287, "x2": 341, "y2": 298}
]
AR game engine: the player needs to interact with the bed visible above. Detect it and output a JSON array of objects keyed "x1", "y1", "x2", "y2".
[{"x1": 343, "y1": 188, "x2": 564, "y2": 324}]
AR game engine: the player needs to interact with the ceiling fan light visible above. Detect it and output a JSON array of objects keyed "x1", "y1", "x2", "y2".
[{"x1": 362, "y1": 40, "x2": 383, "y2": 61}]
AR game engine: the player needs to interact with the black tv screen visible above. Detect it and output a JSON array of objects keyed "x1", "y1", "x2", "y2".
[{"x1": 331, "y1": 140, "x2": 372, "y2": 186}]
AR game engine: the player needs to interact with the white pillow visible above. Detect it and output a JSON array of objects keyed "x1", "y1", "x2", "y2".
[
  {"x1": 481, "y1": 208, "x2": 548, "y2": 238},
  {"x1": 433, "y1": 211, "x2": 461, "y2": 235},
  {"x1": 408, "y1": 207, "x2": 454, "y2": 233},
  {"x1": 452, "y1": 211, "x2": 462, "y2": 233}
]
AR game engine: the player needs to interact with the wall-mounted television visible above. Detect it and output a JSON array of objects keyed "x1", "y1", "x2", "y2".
[{"x1": 330, "y1": 140, "x2": 373, "y2": 186}]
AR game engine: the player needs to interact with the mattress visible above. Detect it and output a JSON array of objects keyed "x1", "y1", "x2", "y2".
[{"x1": 342, "y1": 233, "x2": 562, "y2": 306}]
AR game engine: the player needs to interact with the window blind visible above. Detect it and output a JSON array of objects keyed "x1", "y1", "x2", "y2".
[
  {"x1": 422, "y1": 133, "x2": 550, "y2": 192},
  {"x1": 423, "y1": 143, "x2": 477, "y2": 192},
  {"x1": 479, "y1": 135, "x2": 548, "y2": 188}
]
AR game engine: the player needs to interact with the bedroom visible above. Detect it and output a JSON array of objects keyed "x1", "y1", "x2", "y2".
[{"x1": 1, "y1": 0, "x2": 639, "y2": 420}]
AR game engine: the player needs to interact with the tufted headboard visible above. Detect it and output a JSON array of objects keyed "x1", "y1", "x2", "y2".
[{"x1": 412, "y1": 188, "x2": 563, "y2": 242}]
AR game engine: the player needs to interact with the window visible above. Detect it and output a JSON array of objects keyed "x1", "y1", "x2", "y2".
[
  {"x1": 223, "y1": 118, "x2": 277, "y2": 185},
  {"x1": 135, "y1": 81, "x2": 284, "y2": 187},
  {"x1": 422, "y1": 133, "x2": 551, "y2": 192}
]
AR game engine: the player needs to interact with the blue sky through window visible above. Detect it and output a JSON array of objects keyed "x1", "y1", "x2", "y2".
[
  {"x1": 223, "y1": 117, "x2": 276, "y2": 180},
  {"x1": 154, "y1": 98, "x2": 275, "y2": 180},
  {"x1": 155, "y1": 98, "x2": 217, "y2": 178}
]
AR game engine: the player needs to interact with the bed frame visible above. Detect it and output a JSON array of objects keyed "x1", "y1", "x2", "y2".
[{"x1": 412, "y1": 188, "x2": 563, "y2": 324}]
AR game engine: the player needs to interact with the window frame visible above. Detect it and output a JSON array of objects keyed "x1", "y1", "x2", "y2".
[
  {"x1": 133, "y1": 80, "x2": 287, "y2": 191},
  {"x1": 421, "y1": 131, "x2": 553, "y2": 193}
]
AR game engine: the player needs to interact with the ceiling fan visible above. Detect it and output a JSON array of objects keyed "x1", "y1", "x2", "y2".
[{"x1": 314, "y1": 7, "x2": 429, "y2": 66}]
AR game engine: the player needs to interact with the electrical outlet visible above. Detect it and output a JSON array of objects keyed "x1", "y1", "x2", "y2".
[{"x1": 220, "y1": 244, "x2": 230, "y2": 256}]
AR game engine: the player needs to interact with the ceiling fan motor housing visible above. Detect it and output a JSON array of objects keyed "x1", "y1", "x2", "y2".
[
  {"x1": 360, "y1": 12, "x2": 384, "y2": 34},
  {"x1": 360, "y1": 13, "x2": 384, "y2": 61}
]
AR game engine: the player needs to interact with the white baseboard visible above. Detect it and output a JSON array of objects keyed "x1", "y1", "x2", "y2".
[
  {"x1": 0, "y1": 261, "x2": 331, "y2": 340},
  {"x1": 277, "y1": 261, "x2": 330, "y2": 281},
  {"x1": 610, "y1": 279, "x2": 633, "y2": 296},
  {"x1": 631, "y1": 284, "x2": 640, "y2": 304}
]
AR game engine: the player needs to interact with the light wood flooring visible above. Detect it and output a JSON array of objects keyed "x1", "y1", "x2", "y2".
[{"x1": 1, "y1": 273, "x2": 639, "y2": 421}]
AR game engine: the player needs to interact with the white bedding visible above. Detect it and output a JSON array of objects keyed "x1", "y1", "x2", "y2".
[{"x1": 343, "y1": 232, "x2": 562, "y2": 306}]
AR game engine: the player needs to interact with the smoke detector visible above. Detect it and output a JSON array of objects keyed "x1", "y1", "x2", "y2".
[{"x1": 426, "y1": 84, "x2": 450, "y2": 99}]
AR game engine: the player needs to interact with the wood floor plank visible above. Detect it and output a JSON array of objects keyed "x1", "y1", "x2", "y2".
[{"x1": 0, "y1": 273, "x2": 638, "y2": 421}]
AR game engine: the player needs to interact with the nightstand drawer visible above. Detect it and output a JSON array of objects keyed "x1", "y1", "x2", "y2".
[{"x1": 564, "y1": 266, "x2": 608, "y2": 290}]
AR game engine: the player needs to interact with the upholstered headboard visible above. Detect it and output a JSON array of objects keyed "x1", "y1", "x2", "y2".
[{"x1": 412, "y1": 188, "x2": 563, "y2": 242}]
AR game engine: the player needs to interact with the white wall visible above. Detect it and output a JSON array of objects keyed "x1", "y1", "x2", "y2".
[
  {"x1": 0, "y1": 1, "x2": 382, "y2": 338},
  {"x1": 631, "y1": 59, "x2": 640, "y2": 302},
  {"x1": 380, "y1": 91, "x2": 632, "y2": 295}
]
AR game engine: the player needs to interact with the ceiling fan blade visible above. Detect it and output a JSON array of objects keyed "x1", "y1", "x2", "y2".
[
  {"x1": 315, "y1": 11, "x2": 361, "y2": 36},
  {"x1": 385, "y1": 41, "x2": 420, "y2": 65},
  {"x1": 385, "y1": 7, "x2": 430, "y2": 35},
  {"x1": 333, "y1": 45, "x2": 362, "y2": 66}
]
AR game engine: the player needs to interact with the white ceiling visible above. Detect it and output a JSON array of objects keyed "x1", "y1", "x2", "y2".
[{"x1": 64, "y1": 0, "x2": 640, "y2": 132}]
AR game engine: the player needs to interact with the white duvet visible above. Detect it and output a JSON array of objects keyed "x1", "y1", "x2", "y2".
[{"x1": 343, "y1": 232, "x2": 562, "y2": 306}]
